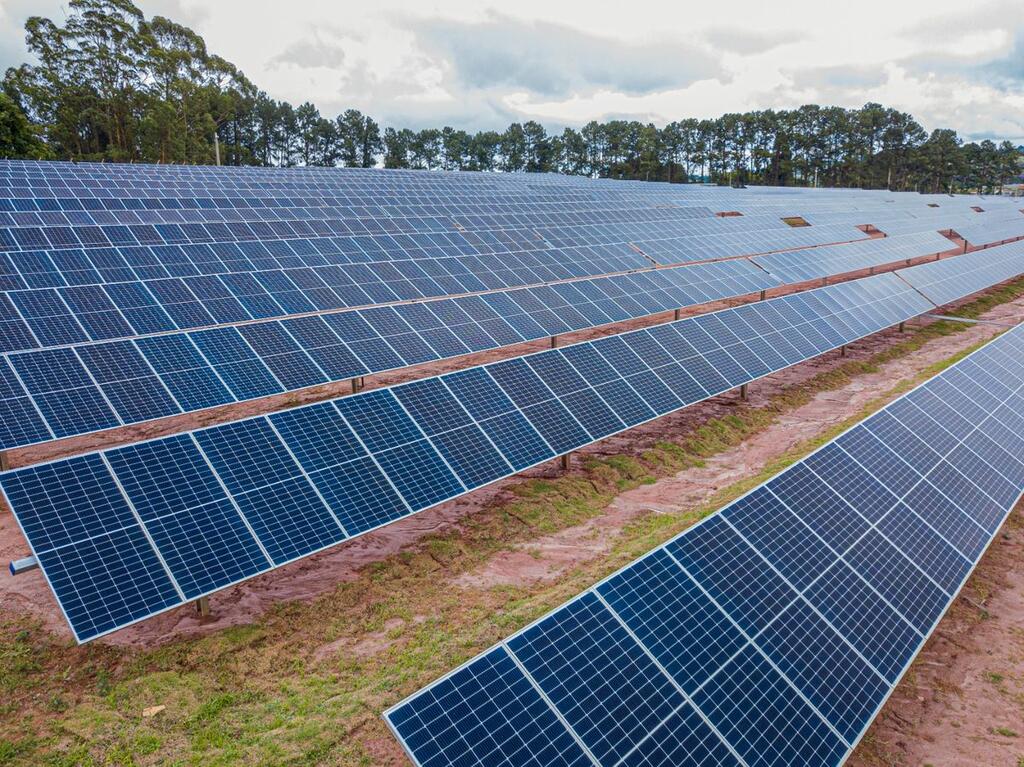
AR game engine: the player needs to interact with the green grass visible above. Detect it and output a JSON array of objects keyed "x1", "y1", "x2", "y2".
[{"x1": 1, "y1": 276, "x2": 1023, "y2": 766}]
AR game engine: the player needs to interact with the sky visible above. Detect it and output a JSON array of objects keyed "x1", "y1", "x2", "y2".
[{"x1": 1, "y1": 0, "x2": 1023, "y2": 142}]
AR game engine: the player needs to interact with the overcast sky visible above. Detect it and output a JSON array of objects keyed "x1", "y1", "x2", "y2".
[{"x1": 2, "y1": 0, "x2": 1023, "y2": 142}]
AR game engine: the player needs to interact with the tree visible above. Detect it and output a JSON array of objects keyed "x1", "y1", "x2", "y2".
[
  {"x1": 409, "y1": 128, "x2": 442, "y2": 169},
  {"x1": 500, "y1": 123, "x2": 527, "y2": 172},
  {"x1": 337, "y1": 109, "x2": 382, "y2": 168},
  {"x1": 441, "y1": 126, "x2": 470, "y2": 170},
  {"x1": 382, "y1": 127, "x2": 412, "y2": 168},
  {"x1": 0, "y1": 93, "x2": 49, "y2": 158},
  {"x1": 468, "y1": 131, "x2": 500, "y2": 171},
  {"x1": 916, "y1": 129, "x2": 964, "y2": 193}
]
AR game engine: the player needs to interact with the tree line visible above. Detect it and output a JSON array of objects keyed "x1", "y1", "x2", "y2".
[{"x1": 2, "y1": 0, "x2": 1021, "y2": 194}]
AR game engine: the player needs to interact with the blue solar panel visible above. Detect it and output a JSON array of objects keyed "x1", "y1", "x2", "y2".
[
  {"x1": 597, "y1": 549, "x2": 746, "y2": 694},
  {"x1": 388, "y1": 324, "x2": 1024, "y2": 767},
  {"x1": 387, "y1": 647, "x2": 593, "y2": 767},
  {"x1": 507, "y1": 593, "x2": 687, "y2": 765},
  {"x1": 7, "y1": 208, "x2": 954, "y2": 450},
  {"x1": 693, "y1": 644, "x2": 847, "y2": 766},
  {"x1": 668, "y1": 515, "x2": 796, "y2": 635}
]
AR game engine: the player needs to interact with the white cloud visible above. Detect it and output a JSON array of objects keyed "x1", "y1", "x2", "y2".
[{"x1": 0, "y1": 0, "x2": 1021, "y2": 142}]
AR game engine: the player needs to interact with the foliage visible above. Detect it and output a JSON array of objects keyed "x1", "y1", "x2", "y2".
[
  {"x1": 0, "y1": 93, "x2": 49, "y2": 159},
  {"x1": 2, "y1": 0, "x2": 1022, "y2": 193}
]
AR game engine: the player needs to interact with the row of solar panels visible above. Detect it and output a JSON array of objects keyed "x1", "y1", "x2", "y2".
[
  {"x1": 0, "y1": 268, "x2": 940, "y2": 642},
  {"x1": 0, "y1": 208, "x2": 863, "y2": 259},
  {"x1": 0, "y1": 258, "x2": 778, "y2": 449},
  {"x1": 751, "y1": 230, "x2": 954, "y2": 282},
  {"x1": 0, "y1": 209, "x2": 733, "y2": 253},
  {"x1": 0, "y1": 231, "x2": 978, "y2": 451},
  {"x1": 0, "y1": 226, "x2": 868, "y2": 353},
  {"x1": 0, "y1": 203, "x2": 723, "y2": 237},
  {"x1": 386, "y1": 325, "x2": 1024, "y2": 767},
  {"x1": 7, "y1": 234, "x2": 1021, "y2": 644},
  {"x1": 865, "y1": 209, "x2": 1023, "y2": 238},
  {"x1": 0, "y1": 245, "x2": 648, "y2": 351},
  {"x1": 0, "y1": 197, "x2": 716, "y2": 229},
  {"x1": 0, "y1": 162, "x2": 1003, "y2": 202},
  {"x1": 954, "y1": 217, "x2": 1024, "y2": 247}
]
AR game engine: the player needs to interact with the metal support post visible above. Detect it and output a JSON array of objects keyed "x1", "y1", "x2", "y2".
[
  {"x1": 195, "y1": 596, "x2": 211, "y2": 617},
  {"x1": 840, "y1": 344, "x2": 847, "y2": 358},
  {"x1": 898, "y1": 321, "x2": 906, "y2": 333},
  {"x1": 674, "y1": 308, "x2": 681, "y2": 321},
  {"x1": 9, "y1": 556, "x2": 38, "y2": 576},
  {"x1": 560, "y1": 452, "x2": 573, "y2": 471},
  {"x1": 739, "y1": 383, "x2": 748, "y2": 401},
  {"x1": 550, "y1": 335, "x2": 559, "y2": 349},
  {"x1": 759, "y1": 290, "x2": 766, "y2": 301}
]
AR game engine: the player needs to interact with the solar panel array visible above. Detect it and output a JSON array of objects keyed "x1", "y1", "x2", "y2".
[
  {"x1": 0, "y1": 220, "x2": 869, "y2": 354},
  {"x1": 752, "y1": 230, "x2": 954, "y2": 283},
  {"x1": 0, "y1": 258, "x2": 779, "y2": 449},
  {"x1": 387, "y1": 324, "x2": 1024, "y2": 767},
  {"x1": 900, "y1": 239, "x2": 1024, "y2": 307},
  {"x1": 0, "y1": 270, "x2": 939, "y2": 642},
  {"x1": 952, "y1": 217, "x2": 1024, "y2": 247},
  {"x1": 0, "y1": 220, "x2": 982, "y2": 452},
  {"x1": 4, "y1": 157, "x2": 1024, "y2": 696},
  {"x1": 870, "y1": 208, "x2": 1024, "y2": 238}
]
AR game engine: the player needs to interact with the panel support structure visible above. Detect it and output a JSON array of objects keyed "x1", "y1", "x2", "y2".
[
  {"x1": 559, "y1": 452, "x2": 573, "y2": 471},
  {"x1": 739, "y1": 383, "x2": 748, "y2": 401},
  {"x1": 674, "y1": 308, "x2": 682, "y2": 321},
  {"x1": 8, "y1": 556, "x2": 38, "y2": 576},
  {"x1": 550, "y1": 335, "x2": 559, "y2": 349},
  {"x1": 195, "y1": 597, "x2": 211, "y2": 617}
]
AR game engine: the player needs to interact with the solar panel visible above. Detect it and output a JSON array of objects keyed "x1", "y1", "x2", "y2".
[
  {"x1": 0, "y1": 221, "x2": 866, "y2": 351},
  {"x1": 953, "y1": 217, "x2": 1024, "y2": 247},
  {"x1": 387, "y1": 324, "x2": 1024, "y2": 767},
  {"x1": 0, "y1": 258, "x2": 783, "y2": 449},
  {"x1": 753, "y1": 231, "x2": 954, "y2": 283},
  {"x1": 7, "y1": 225, "x2": 1020, "y2": 452},
  {"x1": 0, "y1": 268, "x2": 938, "y2": 642},
  {"x1": 899, "y1": 239, "x2": 1024, "y2": 306}
]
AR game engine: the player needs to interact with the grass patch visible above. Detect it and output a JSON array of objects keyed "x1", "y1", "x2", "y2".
[{"x1": 1, "y1": 278, "x2": 1022, "y2": 766}]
